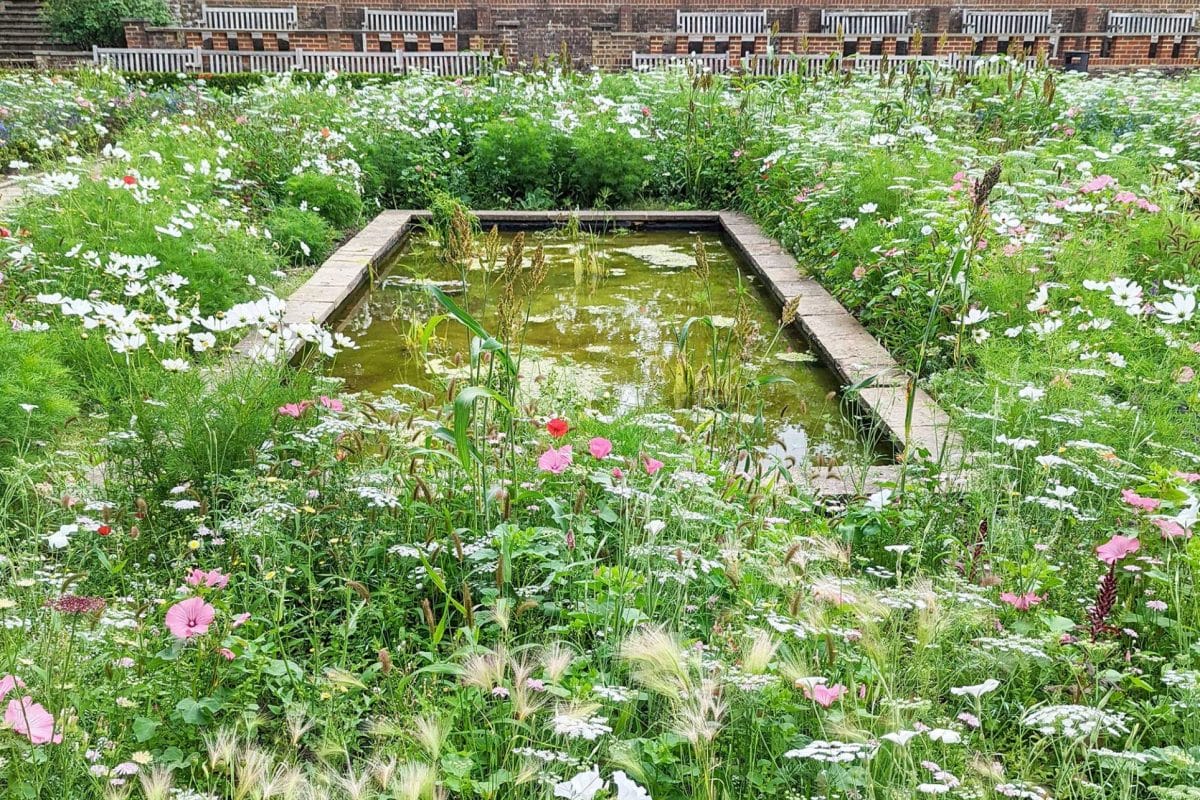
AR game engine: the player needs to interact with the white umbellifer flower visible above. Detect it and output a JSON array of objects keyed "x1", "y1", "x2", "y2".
[
  {"x1": 1018, "y1": 385, "x2": 1045, "y2": 402},
  {"x1": 950, "y1": 678, "x2": 1001, "y2": 698},
  {"x1": 918, "y1": 785, "x2": 950, "y2": 795},
  {"x1": 1021, "y1": 705, "x2": 1130, "y2": 739},
  {"x1": 551, "y1": 712, "x2": 612, "y2": 741},
  {"x1": 996, "y1": 434, "x2": 1039, "y2": 451},
  {"x1": 593, "y1": 685, "x2": 633, "y2": 702},
  {"x1": 554, "y1": 766, "x2": 605, "y2": 800},
  {"x1": 783, "y1": 740, "x2": 877, "y2": 763}
]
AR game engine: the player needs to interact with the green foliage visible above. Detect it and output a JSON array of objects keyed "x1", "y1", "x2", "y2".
[
  {"x1": 563, "y1": 118, "x2": 651, "y2": 207},
  {"x1": 265, "y1": 205, "x2": 336, "y2": 266},
  {"x1": 42, "y1": 0, "x2": 173, "y2": 48},
  {"x1": 283, "y1": 173, "x2": 364, "y2": 230},
  {"x1": 0, "y1": 327, "x2": 77, "y2": 469},
  {"x1": 468, "y1": 117, "x2": 564, "y2": 206}
]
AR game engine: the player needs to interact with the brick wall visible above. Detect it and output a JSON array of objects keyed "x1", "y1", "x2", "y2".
[{"x1": 138, "y1": 2, "x2": 1200, "y2": 70}]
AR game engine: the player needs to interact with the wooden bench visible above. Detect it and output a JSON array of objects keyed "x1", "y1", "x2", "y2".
[
  {"x1": 961, "y1": 9, "x2": 1053, "y2": 38},
  {"x1": 363, "y1": 9, "x2": 459, "y2": 33},
  {"x1": 201, "y1": 5, "x2": 297, "y2": 31},
  {"x1": 1106, "y1": 11, "x2": 1196, "y2": 39},
  {"x1": 821, "y1": 10, "x2": 912, "y2": 38},
  {"x1": 676, "y1": 10, "x2": 767, "y2": 38},
  {"x1": 93, "y1": 46, "x2": 494, "y2": 76}
]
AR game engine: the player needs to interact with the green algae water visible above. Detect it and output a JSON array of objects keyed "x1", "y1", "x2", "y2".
[{"x1": 330, "y1": 227, "x2": 879, "y2": 466}]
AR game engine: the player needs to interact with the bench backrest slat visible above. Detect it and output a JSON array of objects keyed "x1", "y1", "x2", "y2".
[
  {"x1": 363, "y1": 10, "x2": 459, "y2": 32},
  {"x1": 961, "y1": 9, "x2": 1053, "y2": 36},
  {"x1": 201, "y1": 5, "x2": 298, "y2": 30},
  {"x1": 676, "y1": 10, "x2": 767, "y2": 36},
  {"x1": 821, "y1": 11, "x2": 912, "y2": 37},
  {"x1": 1106, "y1": 11, "x2": 1197, "y2": 35}
]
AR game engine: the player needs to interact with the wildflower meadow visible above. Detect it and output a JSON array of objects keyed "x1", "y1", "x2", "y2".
[{"x1": 1, "y1": 61, "x2": 1200, "y2": 800}]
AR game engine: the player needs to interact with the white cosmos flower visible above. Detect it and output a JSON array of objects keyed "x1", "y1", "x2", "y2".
[
  {"x1": 882, "y1": 729, "x2": 920, "y2": 745},
  {"x1": 951, "y1": 678, "x2": 1001, "y2": 698},
  {"x1": 554, "y1": 766, "x2": 606, "y2": 800},
  {"x1": 1107, "y1": 278, "x2": 1143, "y2": 309},
  {"x1": 612, "y1": 771, "x2": 651, "y2": 800},
  {"x1": 47, "y1": 523, "x2": 78, "y2": 550},
  {"x1": 837, "y1": 218, "x2": 858, "y2": 231},
  {"x1": 858, "y1": 202, "x2": 878, "y2": 214},
  {"x1": 996, "y1": 434, "x2": 1039, "y2": 451},
  {"x1": 161, "y1": 358, "x2": 190, "y2": 372},
  {"x1": 956, "y1": 308, "x2": 992, "y2": 326},
  {"x1": 864, "y1": 489, "x2": 893, "y2": 512},
  {"x1": 1154, "y1": 292, "x2": 1195, "y2": 324},
  {"x1": 927, "y1": 728, "x2": 962, "y2": 743}
]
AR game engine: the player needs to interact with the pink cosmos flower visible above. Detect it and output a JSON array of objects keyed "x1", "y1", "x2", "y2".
[
  {"x1": 612, "y1": 467, "x2": 624, "y2": 479},
  {"x1": 231, "y1": 612, "x2": 251, "y2": 628},
  {"x1": 1121, "y1": 490, "x2": 1161, "y2": 511},
  {"x1": 186, "y1": 568, "x2": 229, "y2": 589},
  {"x1": 538, "y1": 445, "x2": 573, "y2": 474},
  {"x1": 1096, "y1": 534, "x2": 1140, "y2": 565},
  {"x1": 277, "y1": 401, "x2": 312, "y2": 418},
  {"x1": 0, "y1": 674, "x2": 25, "y2": 701},
  {"x1": 999, "y1": 591, "x2": 1042, "y2": 611},
  {"x1": 5, "y1": 697, "x2": 62, "y2": 744},
  {"x1": 219, "y1": 648, "x2": 236, "y2": 661},
  {"x1": 164, "y1": 596, "x2": 216, "y2": 639},
  {"x1": 804, "y1": 683, "x2": 848, "y2": 708},
  {"x1": 1079, "y1": 175, "x2": 1117, "y2": 194},
  {"x1": 588, "y1": 437, "x2": 612, "y2": 459},
  {"x1": 642, "y1": 455, "x2": 664, "y2": 475},
  {"x1": 318, "y1": 395, "x2": 344, "y2": 412},
  {"x1": 1152, "y1": 518, "x2": 1189, "y2": 539}
]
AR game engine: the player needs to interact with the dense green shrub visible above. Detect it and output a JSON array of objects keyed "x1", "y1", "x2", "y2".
[
  {"x1": 265, "y1": 206, "x2": 336, "y2": 266},
  {"x1": 283, "y1": 173, "x2": 364, "y2": 230},
  {"x1": 563, "y1": 119, "x2": 651, "y2": 207},
  {"x1": 0, "y1": 328, "x2": 77, "y2": 469},
  {"x1": 468, "y1": 117, "x2": 564, "y2": 206},
  {"x1": 42, "y1": 0, "x2": 173, "y2": 48}
]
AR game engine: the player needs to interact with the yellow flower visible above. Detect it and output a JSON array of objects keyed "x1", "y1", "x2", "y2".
[
  {"x1": 187, "y1": 540, "x2": 201, "y2": 551},
  {"x1": 131, "y1": 751, "x2": 153, "y2": 765},
  {"x1": 264, "y1": 571, "x2": 277, "y2": 580},
  {"x1": 0, "y1": 599, "x2": 16, "y2": 610}
]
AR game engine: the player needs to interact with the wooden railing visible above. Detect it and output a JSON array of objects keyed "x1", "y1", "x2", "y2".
[
  {"x1": 93, "y1": 47, "x2": 495, "y2": 76},
  {"x1": 961, "y1": 9, "x2": 1053, "y2": 37},
  {"x1": 363, "y1": 9, "x2": 459, "y2": 32},
  {"x1": 676, "y1": 10, "x2": 768, "y2": 36},
  {"x1": 201, "y1": 5, "x2": 297, "y2": 31},
  {"x1": 1106, "y1": 11, "x2": 1196, "y2": 37},
  {"x1": 634, "y1": 51, "x2": 1038, "y2": 76},
  {"x1": 821, "y1": 11, "x2": 912, "y2": 38}
]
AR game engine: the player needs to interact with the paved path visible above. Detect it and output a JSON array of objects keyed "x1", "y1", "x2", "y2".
[{"x1": 0, "y1": 177, "x2": 25, "y2": 217}]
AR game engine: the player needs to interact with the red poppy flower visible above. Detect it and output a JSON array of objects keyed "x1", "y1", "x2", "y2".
[
  {"x1": 97, "y1": 525, "x2": 111, "y2": 536},
  {"x1": 0, "y1": 227, "x2": 10, "y2": 238},
  {"x1": 122, "y1": 175, "x2": 137, "y2": 186},
  {"x1": 546, "y1": 418, "x2": 569, "y2": 438}
]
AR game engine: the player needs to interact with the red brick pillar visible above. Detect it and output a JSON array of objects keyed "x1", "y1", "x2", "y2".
[
  {"x1": 475, "y1": 4, "x2": 492, "y2": 31},
  {"x1": 123, "y1": 20, "x2": 149, "y2": 48}
]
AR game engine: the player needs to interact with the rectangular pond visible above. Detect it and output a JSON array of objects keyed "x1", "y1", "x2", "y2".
[{"x1": 327, "y1": 220, "x2": 892, "y2": 468}]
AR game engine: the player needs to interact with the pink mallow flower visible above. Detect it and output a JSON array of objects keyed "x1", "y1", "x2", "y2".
[
  {"x1": 642, "y1": 455, "x2": 664, "y2": 475},
  {"x1": 1096, "y1": 534, "x2": 1140, "y2": 565},
  {"x1": 999, "y1": 591, "x2": 1042, "y2": 611},
  {"x1": 538, "y1": 445, "x2": 573, "y2": 475},
  {"x1": 0, "y1": 674, "x2": 25, "y2": 701},
  {"x1": 164, "y1": 596, "x2": 216, "y2": 639},
  {"x1": 318, "y1": 395, "x2": 344, "y2": 412},
  {"x1": 588, "y1": 437, "x2": 613, "y2": 459},
  {"x1": 1121, "y1": 489, "x2": 1161, "y2": 511},
  {"x1": 805, "y1": 683, "x2": 848, "y2": 708},
  {"x1": 277, "y1": 401, "x2": 312, "y2": 418},
  {"x1": 1152, "y1": 518, "x2": 1190, "y2": 539},
  {"x1": 5, "y1": 697, "x2": 62, "y2": 744},
  {"x1": 186, "y1": 568, "x2": 229, "y2": 589}
]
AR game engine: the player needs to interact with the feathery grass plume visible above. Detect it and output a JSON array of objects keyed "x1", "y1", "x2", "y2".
[
  {"x1": 137, "y1": 766, "x2": 174, "y2": 800},
  {"x1": 261, "y1": 764, "x2": 305, "y2": 799},
  {"x1": 206, "y1": 727, "x2": 239, "y2": 770},
  {"x1": 395, "y1": 762, "x2": 438, "y2": 800},
  {"x1": 410, "y1": 714, "x2": 449, "y2": 761},
  {"x1": 371, "y1": 756, "x2": 399, "y2": 790},
  {"x1": 621, "y1": 626, "x2": 692, "y2": 697},
  {"x1": 461, "y1": 643, "x2": 508, "y2": 691},
  {"x1": 670, "y1": 679, "x2": 727, "y2": 745},
  {"x1": 510, "y1": 655, "x2": 547, "y2": 721},
  {"x1": 913, "y1": 579, "x2": 945, "y2": 651},
  {"x1": 286, "y1": 704, "x2": 315, "y2": 746},
  {"x1": 233, "y1": 746, "x2": 274, "y2": 800},
  {"x1": 541, "y1": 641, "x2": 575, "y2": 683},
  {"x1": 742, "y1": 630, "x2": 779, "y2": 674},
  {"x1": 331, "y1": 765, "x2": 374, "y2": 800}
]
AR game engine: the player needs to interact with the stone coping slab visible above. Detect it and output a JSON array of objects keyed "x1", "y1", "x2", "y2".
[{"x1": 247, "y1": 209, "x2": 964, "y2": 495}]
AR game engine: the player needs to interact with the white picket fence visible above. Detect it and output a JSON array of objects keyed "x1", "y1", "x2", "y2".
[
  {"x1": 961, "y1": 9, "x2": 1054, "y2": 37},
  {"x1": 93, "y1": 47, "x2": 495, "y2": 76},
  {"x1": 201, "y1": 5, "x2": 297, "y2": 31},
  {"x1": 1106, "y1": 11, "x2": 1197, "y2": 38},
  {"x1": 363, "y1": 9, "x2": 459, "y2": 32},
  {"x1": 676, "y1": 10, "x2": 768, "y2": 36},
  {"x1": 821, "y1": 10, "x2": 913, "y2": 38},
  {"x1": 634, "y1": 51, "x2": 1039, "y2": 76}
]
